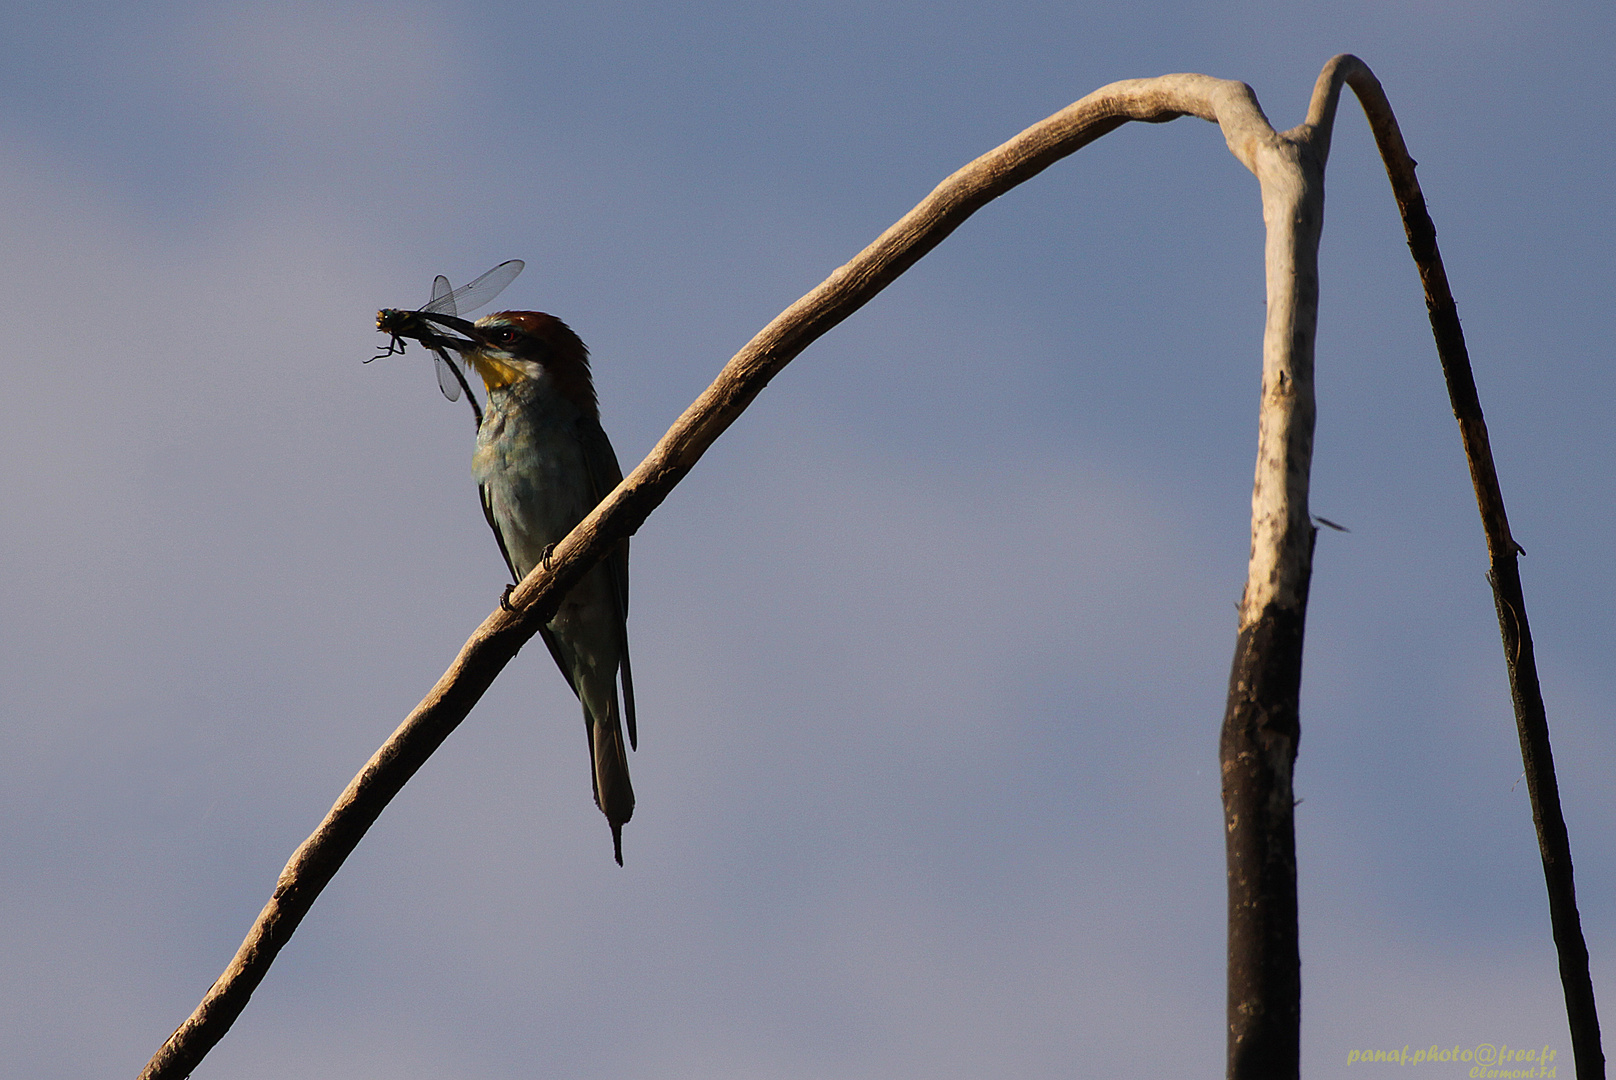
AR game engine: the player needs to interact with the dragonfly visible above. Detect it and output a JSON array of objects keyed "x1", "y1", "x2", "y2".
[{"x1": 373, "y1": 259, "x2": 525, "y2": 427}]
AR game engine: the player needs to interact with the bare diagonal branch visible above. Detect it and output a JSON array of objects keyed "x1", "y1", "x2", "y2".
[{"x1": 139, "y1": 72, "x2": 1283, "y2": 1080}]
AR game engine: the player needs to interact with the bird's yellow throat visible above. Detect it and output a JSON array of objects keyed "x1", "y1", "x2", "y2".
[{"x1": 466, "y1": 351, "x2": 523, "y2": 391}]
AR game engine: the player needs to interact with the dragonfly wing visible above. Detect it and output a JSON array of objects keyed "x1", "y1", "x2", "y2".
[
  {"x1": 433, "y1": 347, "x2": 462, "y2": 402},
  {"x1": 442, "y1": 259, "x2": 524, "y2": 317},
  {"x1": 426, "y1": 274, "x2": 455, "y2": 315}
]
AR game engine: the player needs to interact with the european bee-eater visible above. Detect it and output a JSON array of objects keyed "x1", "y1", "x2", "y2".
[{"x1": 430, "y1": 309, "x2": 637, "y2": 865}]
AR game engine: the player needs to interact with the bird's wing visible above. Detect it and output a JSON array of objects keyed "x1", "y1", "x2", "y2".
[
  {"x1": 483, "y1": 481, "x2": 579, "y2": 699},
  {"x1": 577, "y1": 415, "x2": 636, "y2": 749},
  {"x1": 537, "y1": 625, "x2": 578, "y2": 701},
  {"x1": 479, "y1": 482, "x2": 521, "y2": 585}
]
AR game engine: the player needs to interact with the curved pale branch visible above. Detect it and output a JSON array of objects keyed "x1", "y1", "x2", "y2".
[{"x1": 141, "y1": 71, "x2": 1283, "y2": 1080}]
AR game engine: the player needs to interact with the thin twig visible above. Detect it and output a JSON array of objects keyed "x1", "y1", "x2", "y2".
[{"x1": 1310, "y1": 52, "x2": 1603, "y2": 1080}]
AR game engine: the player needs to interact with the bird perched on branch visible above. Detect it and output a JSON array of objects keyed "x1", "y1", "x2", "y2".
[{"x1": 416, "y1": 308, "x2": 637, "y2": 864}]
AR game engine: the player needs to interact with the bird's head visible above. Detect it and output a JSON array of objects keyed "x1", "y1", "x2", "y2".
[{"x1": 453, "y1": 311, "x2": 597, "y2": 418}]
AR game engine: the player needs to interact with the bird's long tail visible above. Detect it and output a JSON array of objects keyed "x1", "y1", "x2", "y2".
[{"x1": 587, "y1": 697, "x2": 635, "y2": 865}]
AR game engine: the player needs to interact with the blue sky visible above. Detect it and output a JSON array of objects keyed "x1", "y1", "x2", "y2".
[{"x1": 2, "y1": 2, "x2": 1612, "y2": 1077}]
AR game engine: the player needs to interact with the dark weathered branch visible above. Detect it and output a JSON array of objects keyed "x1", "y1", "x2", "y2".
[
  {"x1": 1215, "y1": 77, "x2": 1330, "y2": 1080},
  {"x1": 1314, "y1": 52, "x2": 1603, "y2": 1080}
]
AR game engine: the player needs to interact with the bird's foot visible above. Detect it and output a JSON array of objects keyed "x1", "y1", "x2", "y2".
[
  {"x1": 499, "y1": 584, "x2": 516, "y2": 612},
  {"x1": 541, "y1": 543, "x2": 556, "y2": 570}
]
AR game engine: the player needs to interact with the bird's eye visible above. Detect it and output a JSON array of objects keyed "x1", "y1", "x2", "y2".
[{"x1": 493, "y1": 327, "x2": 519, "y2": 346}]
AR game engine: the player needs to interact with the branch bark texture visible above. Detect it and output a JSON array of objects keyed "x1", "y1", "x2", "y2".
[{"x1": 1214, "y1": 71, "x2": 1332, "y2": 1080}]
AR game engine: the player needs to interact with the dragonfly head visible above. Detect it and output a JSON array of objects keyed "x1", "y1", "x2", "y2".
[{"x1": 373, "y1": 308, "x2": 480, "y2": 354}]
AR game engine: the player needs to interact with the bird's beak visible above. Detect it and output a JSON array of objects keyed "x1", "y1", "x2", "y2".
[{"x1": 418, "y1": 312, "x2": 484, "y2": 353}]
